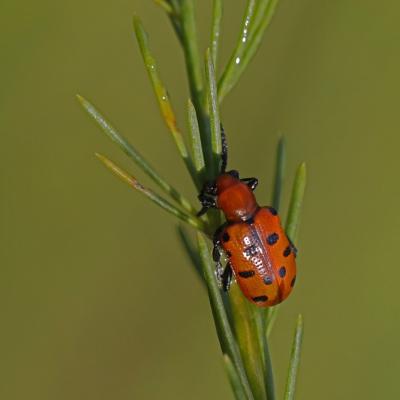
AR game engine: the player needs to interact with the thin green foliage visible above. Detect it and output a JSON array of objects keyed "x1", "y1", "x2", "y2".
[
  {"x1": 223, "y1": 355, "x2": 249, "y2": 400},
  {"x1": 133, "y1": 16, "x2": 199, "y2": 187},
  {"x1": 78, "y1": 95, "x2": 197, "y2": 215},
  {"x1": 180, "y1": 0, "x2": 204, "y2": 104},
  {"x1": 218, "y1": 0, "x2": 257, "y2": 102},
  {"x1": 286, "y1": 162, "x2": 307, "y2": 242},
  {"x1": 230, "y1": 285, "x2": 268, "y2": 400},
  {"x1": 177, "y1": 224, "x2": 204, "y2": 284},
  {"x1": 266, "y1": 160, "x2": 306, "y2": 337},
  {"x1": 154, "y1": 0, "x2": 173, "y2": 14},
  {"x1": 187, "y1": 99, "x2": 205, "y2": 178},
  {"x1": 218, "y1": 0, "x2": 280, "y2": 102},
  {"x1": 96, "y1": 153, "x2": 204, "y2": 230},
  {"x1": 205, "y1": 49, "x2": 222, "y2": 178},
  {"x1": 284, "y1": 314, "x2": 304, "y2": 400},
  {"x1": 210, "y1": 0, "x2": 223, "y2": 70}
]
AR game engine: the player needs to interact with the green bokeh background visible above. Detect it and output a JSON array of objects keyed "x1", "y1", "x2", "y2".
[{"x1": 2, "y1": 1, "x2": 400, "y2": 399}]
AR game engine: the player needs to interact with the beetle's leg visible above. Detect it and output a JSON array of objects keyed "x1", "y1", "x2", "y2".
[
  {"x1": 221, "y1": 124, "x2": 228, "y2": 173},
  {"x1": 197, "y1": 194, "x2": 217, "y2": 216},
  {"x1": 241, "y1": 177, "x2": 258, "y2": 191},
  {"x1": 212, "y1": 229, "x2": 224, "y2": 286},
  {"x1": 288, "y1": 237, "x2": 298, "y2": 258},
  {"x1": 222, "y1": 262, "x2": 233, "y2": 292},
  {"x1": 197, "y1": 180, "x2": 218, "y2": 216}
]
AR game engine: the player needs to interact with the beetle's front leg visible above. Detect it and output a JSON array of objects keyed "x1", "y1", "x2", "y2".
[
  {"x1": 241, "y1": 177, "x2": 258, "y2": 191},
  {"x1": 197, "y1": 194, "x2": 217, "y2": 216}
]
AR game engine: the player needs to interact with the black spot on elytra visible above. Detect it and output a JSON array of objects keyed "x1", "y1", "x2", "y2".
[
  {"x1": 252, "y1": 295, "x2": 268, "y2": 303},
  {"x1": 267, "y1": 233, "x2": 279, "y2": 245},
  {"x1": 263, "y1": 276, "x2": 273, "y2": 285},
  {"x1": 283, "y1": 246, "x2": 291, "y2": 257},
  {"x1": 279, "y1": 266, "x2": 286, "y2": 278},
  {"x1": 291, "y1": 276, "x2": 296, "y2": 287},
  {"x1": 238, "y1": 270, "x2": 255, "y2": 278},
  {"x1": 246, "y1": 216, "x2": 255, "y2": 224},
  {"x1": 267, "y1": 207, "x2": 277, "y2": 216},
  {"x1": 222, "y1": 232, "x2": 230, "y2": 242}
]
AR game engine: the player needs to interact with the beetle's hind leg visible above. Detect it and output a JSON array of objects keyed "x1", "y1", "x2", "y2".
[
  {"x1": 288, "y1": 237, "x2": 298, "y2": 258},
  {"x1": 222, "y1": 263, "x2": 233, "y2": 292},
  {"x1": 212, "y1": 228, "x2": 224, "y2": 286}
]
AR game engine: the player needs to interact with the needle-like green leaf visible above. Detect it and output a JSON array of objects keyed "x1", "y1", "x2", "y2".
[
  {"x1": 272, "y1": 137, "x2": 286, "y2": 211},
  {"x1": 133, "y1": 17, "x2": 199, "y2": 186},
  {"x1": 180, "y1": 0, "x2": 204, "y2": 103},
  {"x1": 77, "y1": 95, "x2": 198, "y2": 216},
  {"x1": 153, "y1": 0, "x2": 173, "y2": 14},
  {"x1": 265, "y1": 306, "x2": 279, "y2": 338},
  {"x1": 218, "y1": 0, "x2": 280, "y2": 102},
  {"x1": 187, "y1": 99, "x2": 205, "y2": 179},
  {"x1": 267, "y1": 162, "x2": 306, "y2": 337},
  {"x1": 286, "y1": 162, "x2": 306, "y2": 242},
  {"x1": 284, "y1": 314, "x2": 304, "y2": 400},
  {"x1": 197, "y1": 232, "x2": 254, "y2": 400},
  {"x1": 177, "y1": 224, "x2": 205, "y2": 285},
  {"x1": 205, "y1": 49, "x2": 222, "y2": 178},
  {"x1": 239, "y1": 0, "x2": 280, "y2": 89},
  {"x1": 218, "y1": 0, "x2": 257, "y2": 102},
  {"x1": 223, "y1": 354, "x2": 249, "y2": 400},
  {"x1": 210, "y1": 0, "x2": 223, "y2": 71},
  {"x1": 96, "y1": 153, "x2": 205, "y2": 231}
]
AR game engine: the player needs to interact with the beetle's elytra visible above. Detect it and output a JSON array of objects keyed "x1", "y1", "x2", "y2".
[{"x1": 198, "y1": 129, "x2": 297, "y2": 307}]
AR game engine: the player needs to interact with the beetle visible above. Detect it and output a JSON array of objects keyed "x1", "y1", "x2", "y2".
[{"x1": 198, "y1": 128, "x2": 297, "y2": 307}]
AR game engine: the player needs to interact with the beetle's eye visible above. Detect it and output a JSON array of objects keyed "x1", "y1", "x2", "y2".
[{"x1": 228, "y1": 170, "x2": 239, "y2": 179}]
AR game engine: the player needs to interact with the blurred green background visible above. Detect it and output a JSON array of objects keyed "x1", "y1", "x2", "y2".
[{"x1": 2, "y1": 0, "x2": 400, "y2": 399}]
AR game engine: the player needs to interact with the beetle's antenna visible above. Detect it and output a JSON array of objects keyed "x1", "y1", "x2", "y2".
[{"x1": 220, "y1": 123, "x2": 228, "y2": 173}]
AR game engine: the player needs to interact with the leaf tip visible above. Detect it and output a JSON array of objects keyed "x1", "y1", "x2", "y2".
[
  {"x1": 298, "y1": 162, "x2": 307, "y2": 179},
  {"x1": 297, "y1": 313, "x2": 303, "y2": 327}
]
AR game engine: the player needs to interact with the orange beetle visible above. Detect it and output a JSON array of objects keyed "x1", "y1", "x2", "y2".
[{"x1": 198, "y1": 132, "x2": 297, "y2": 307}]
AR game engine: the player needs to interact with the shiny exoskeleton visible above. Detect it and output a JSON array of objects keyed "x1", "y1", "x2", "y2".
[{"x1": 198, "y1": 129, "x2": 297, "y2": 307}]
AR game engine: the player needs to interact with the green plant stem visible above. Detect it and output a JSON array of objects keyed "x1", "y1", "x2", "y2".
[
  {"x1": 230, "y1": 285, "x2": 268, "y2": 400},
  {"x1": 223, "y1": 355, "x2": 249, "y2": 400}
]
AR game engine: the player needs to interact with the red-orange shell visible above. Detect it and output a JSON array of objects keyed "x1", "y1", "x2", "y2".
[{"x1": 218, "y1": 207, "x2": 296, "y2": 306}]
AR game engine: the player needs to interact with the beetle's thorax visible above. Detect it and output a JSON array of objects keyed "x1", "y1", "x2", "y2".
[{"x1": 216, "y1": 174, "x2": 258, "y2": 222}]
